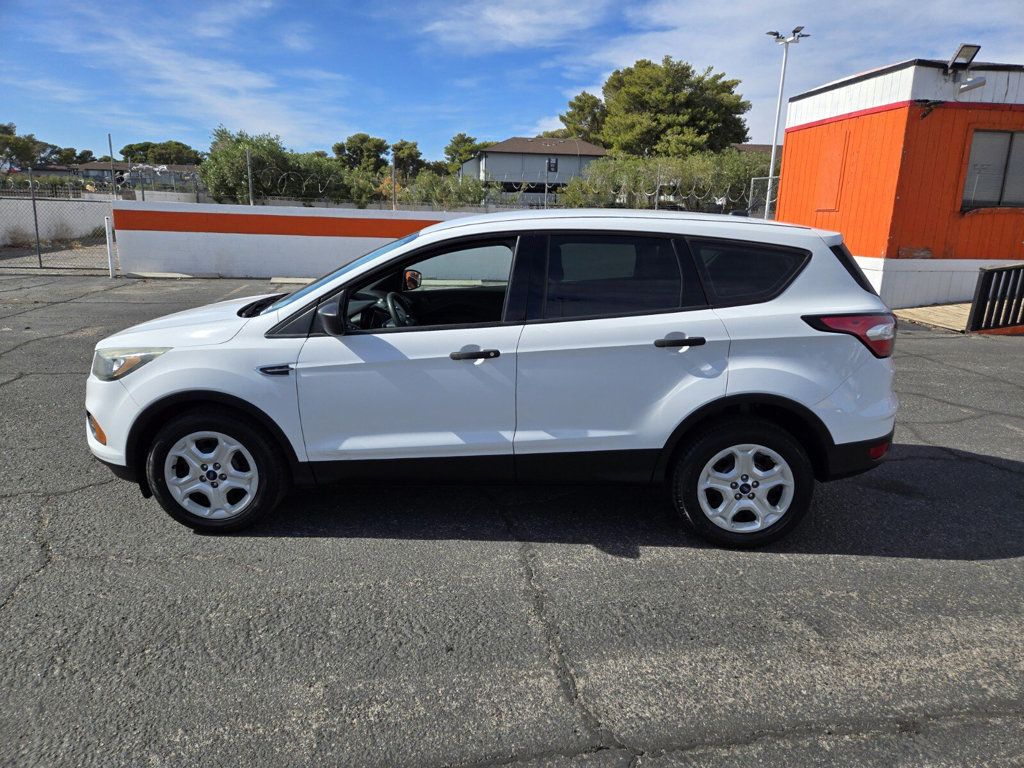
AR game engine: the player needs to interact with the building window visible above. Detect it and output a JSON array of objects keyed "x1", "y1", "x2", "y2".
[{"x1": 962, "y1": 131, "x2": 1024, "y2": 209}]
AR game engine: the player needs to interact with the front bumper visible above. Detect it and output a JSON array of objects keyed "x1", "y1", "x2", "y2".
[{"x1": 85, "y1": 375, "x2": 141, "y2": 468}]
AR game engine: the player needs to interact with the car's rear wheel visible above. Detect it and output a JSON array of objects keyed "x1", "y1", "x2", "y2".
[
  {"x1": 671, "y1": 418, "x2": 813, "y2": 547},
  {"x1": 145, "y1": 409, "x2": 289, "y2": 532}
]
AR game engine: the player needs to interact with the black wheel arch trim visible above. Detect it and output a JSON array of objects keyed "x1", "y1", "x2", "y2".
[
  {"x1": 654, "y1": 393, "x2": 837, "y2": 482},
  {"x1": 124, "y1": 391, "x2": 315, "y2": 489}
]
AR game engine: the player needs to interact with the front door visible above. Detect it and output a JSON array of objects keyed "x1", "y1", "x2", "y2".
[{"x1": 296, "y1": 237, "x2": 522, "y2": 479}]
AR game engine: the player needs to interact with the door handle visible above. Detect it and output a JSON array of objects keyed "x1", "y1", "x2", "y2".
[
  {"x1": 654, "y1": 336, "x2": 706, "y2": 348},
  {"x1": 450, "y1": 349, "x2": 500, "y2": 360}
]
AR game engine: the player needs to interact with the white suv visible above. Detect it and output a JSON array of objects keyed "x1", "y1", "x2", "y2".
[{"x1": 87, "y1": 210, "x2": 897, "y2": 546}]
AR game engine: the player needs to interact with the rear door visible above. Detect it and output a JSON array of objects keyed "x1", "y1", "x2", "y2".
[{"x1": 513, "y1": 232, "x2": 730, "y2": 480}]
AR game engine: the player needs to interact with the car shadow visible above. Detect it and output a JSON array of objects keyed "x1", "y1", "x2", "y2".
[{"x1": 240, "y1": 444, "x2": 1024, "y2": 561}]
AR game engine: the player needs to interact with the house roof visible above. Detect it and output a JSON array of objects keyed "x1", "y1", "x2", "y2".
[{"x1": 482, "y1": 137, "x2": 606, "y2": 157}]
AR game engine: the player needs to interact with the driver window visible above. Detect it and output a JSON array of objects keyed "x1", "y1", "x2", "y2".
[{"x1": 348, "y1": 239, "x2": 516, "y2": 331}]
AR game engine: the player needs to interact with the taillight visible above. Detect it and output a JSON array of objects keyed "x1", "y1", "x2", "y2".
[{"x1": 803, "y1": 313, "x2": 896, "y2": 358}]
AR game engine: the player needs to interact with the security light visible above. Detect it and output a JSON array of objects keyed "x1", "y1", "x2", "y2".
[
  {"x1": 959, "y1": 76, "x2": 987, "y2": 95},
  {"x1": 947, "y1": 43, "x2": 980, "y2": 72}
]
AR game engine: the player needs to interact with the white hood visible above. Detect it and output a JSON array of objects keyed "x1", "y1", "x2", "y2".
[{"x1": 96, "y1": 294, "x2": 275, "y2": 349}]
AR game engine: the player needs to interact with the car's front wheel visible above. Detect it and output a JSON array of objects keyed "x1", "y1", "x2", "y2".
[
  {"x1": 145, "y1": 409, "x2": 289, "y2": 532},
  {"x1": 671, "y1": 418, "x2": 814, "y2": 547}
]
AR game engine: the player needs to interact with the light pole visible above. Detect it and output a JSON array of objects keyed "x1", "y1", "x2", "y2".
[{"x1": 765, "y1": 25, "x2": 809, "y2": 219}]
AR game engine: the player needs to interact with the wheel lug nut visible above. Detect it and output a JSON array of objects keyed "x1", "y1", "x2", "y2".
[
  {"x1": 741, "y1": 474, "x2": 749, "y2": 481},
  {"x1": 201, "y1": 464, "x2": 208, "y2": 471},
  {"x1": 748, "y1": 493, "x2": 755, "y2": 499},
  {"x1": 219, "y1": 474, "x2": 227, "y2": 480},
  {"x1": 211, "y1": 481, "x2": 219, "y2": 488},
  {"x1": 730, "y1": 482, "x2": 738, "y2": 489},
  {"x1": 734, "y1": 493, "x2": 742, "y2": 500},
  {"x1": 752, "y1": 481, "x2": 759, "y2": 488},
  {"x1": 213, "y1": 463, "x2": 221, "y2": 470}
]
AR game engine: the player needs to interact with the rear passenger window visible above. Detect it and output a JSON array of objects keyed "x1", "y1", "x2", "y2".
[
  {"x1": 688, "y1": 239, "x2": 809, "y2": 305},
  {"x1": 543, "y1": 235, "x2": 702, "y2": 319}
]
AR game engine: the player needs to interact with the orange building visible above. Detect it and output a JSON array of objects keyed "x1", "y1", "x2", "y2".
[{"x1": 776, "y1": 58, "x2": 1024, "y2": 308}]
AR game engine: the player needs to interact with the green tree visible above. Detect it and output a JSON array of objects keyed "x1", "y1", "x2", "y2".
[
  {"x1": 119, "y1": 141, "x2": 156, "y2": 162},
  {"x1": 422, "y1": 159, "x2": 450, "y2": 176},
  {"x1": 75, "y1": 149, "x2": 96, "y2": 164},
  {"x1": 444, "y1": 133, "x2": 494, "y2": 173},
  {"x1": 120, "y1": 140, "x2": 202, "y2": 165},
  {"x1": 288, "y1": 151, "x2": 350, "y2": 201},
  {"x1": 332, "y1": 133, "x2": 390, "y2": 174},
  {"x1": 390, "y1": 139, "x2": 424, "y2": 180},
  {"x1": 556, "y1": 149, "x2": 768, "y2": 212},
  {"x1": 347, "y1": 168, "x2": 381, "y2": 208},
  {"x1": 556, "y1": 91, "x2": 606, "y2": 144},
  {"x1": 402, "y1": 169, "x2": 486, "y2": 210},
  {"x1": 50, "y1": 147, "x2": 78, "y2": 165},
  {"x1": 200, "y1": 127, "x2": 292, "y2": 203},
  {"x1": 0, "y1": 126, "x2": 44, "y2": 171},
  {"x1": 148, "y1": 140, "x2": 203, "y2": 165},
  {"x1": 598, "y1": 56, "x2": 750, "y2": 156}
]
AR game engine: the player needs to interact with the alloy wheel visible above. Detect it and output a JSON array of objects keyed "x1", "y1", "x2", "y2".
[
  {"x1": 162, "y1": 431, "x2": 260, "y2": 519},
  {"x1": 696, "y1": 443, "x2": 795, "y2": 533}
]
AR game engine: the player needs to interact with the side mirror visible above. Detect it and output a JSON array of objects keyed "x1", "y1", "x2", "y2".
[
  {"x1": 316, "y1": 291, "x2": 346, "y2": 337},
  {"x1": 403, "y1": 269, "x2": 422, "y2": 291}
]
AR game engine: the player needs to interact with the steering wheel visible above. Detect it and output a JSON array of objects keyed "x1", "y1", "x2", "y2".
[{"x1": 385, "y1": 292, "x2": 418, "y2": 327}]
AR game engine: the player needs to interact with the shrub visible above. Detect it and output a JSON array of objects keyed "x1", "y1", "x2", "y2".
[{"x1": 3, "y1": 224, "x2": 33, "y2": 248}]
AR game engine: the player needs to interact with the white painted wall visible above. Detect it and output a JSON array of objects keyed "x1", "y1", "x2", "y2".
[
  {"x1": 463, "y1": 152, "x2": 600, "y2": 184},
  {"x1": 113, "y1": 201, "x2": 471, "y2": 278},
  {"x1": 787, "y1": 62, "x2": 1024, "y2": 129},
  {"x1": 0, "y1": 198, "x2": 110, "y2": 246},
  {"x1": 854, "y1": 255, "x2": 1023, "y2": 308}
]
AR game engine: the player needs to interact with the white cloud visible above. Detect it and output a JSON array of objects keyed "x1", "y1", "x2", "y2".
[
  {"x1": 194, "y1": 0, "x2": 276, "y2": 38},
  {"x1": 281, "y1": 23, "x2": 314, "y2": 52},
  {"x1": 556, "y1": 0, "x2": 1024, "y2": 142},
  {"x1": 30, "y1": 4, "x2": 350, "y2": 148},
  {"x1": 423, "y1": 0, "x2": 612, "y2": 52},
  {"x1": 530, "y1": 114, "x2": 564, "y2": 135}
]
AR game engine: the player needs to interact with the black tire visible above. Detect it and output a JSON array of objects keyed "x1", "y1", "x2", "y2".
[
  {"x1": 145, "y1": 408, "x2": 290, "y2": 533},
  {"x1": 671, "y1": 418, "x2": 814, "y2": 548}
]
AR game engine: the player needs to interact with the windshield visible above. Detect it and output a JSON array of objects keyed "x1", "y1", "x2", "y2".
[{"x1": 261, "y1": 233, "x2": 420, "y2": 315}]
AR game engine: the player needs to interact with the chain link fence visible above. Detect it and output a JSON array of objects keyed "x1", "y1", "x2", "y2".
[
  {"x1": 0, "y1": 182, "x2": 114, "y2": 270},
  {"x1": 747, "y1": 176, "x2": 780, "y2": 219},
  {"x1": 0, "y1": 152, "x2": 777, "y2": 271}
]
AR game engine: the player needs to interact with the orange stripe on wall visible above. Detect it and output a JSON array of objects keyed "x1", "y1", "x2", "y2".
[{"x1": 113, "y1": 209, "x2": 440, "y2": 238}]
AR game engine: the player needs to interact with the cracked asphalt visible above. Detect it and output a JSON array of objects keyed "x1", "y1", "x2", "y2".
[{"x1": 1, "y1": 273, "x2": 1023, "y2": 767}]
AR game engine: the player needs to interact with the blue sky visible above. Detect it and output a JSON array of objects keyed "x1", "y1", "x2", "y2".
[{"x1": 2, "y1": 0, "x2": 1022, "y2": 160}]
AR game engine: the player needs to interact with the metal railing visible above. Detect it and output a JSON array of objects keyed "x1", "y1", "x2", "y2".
[{"x1": 967, "y1": 263, "x2": 1024, "y2": 331}]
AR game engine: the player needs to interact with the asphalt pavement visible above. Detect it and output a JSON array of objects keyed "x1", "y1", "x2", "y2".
[{"x1": 1, "y1": 274, "x2": 1022, "y2": 767}]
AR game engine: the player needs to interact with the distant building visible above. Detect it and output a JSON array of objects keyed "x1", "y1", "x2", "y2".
[
  {"x1": 460, "y1": 137, "x2": 606, "y2": 201},
  {"x1": 777, "y1": 56, "x2": 1024, "y2": 308}
]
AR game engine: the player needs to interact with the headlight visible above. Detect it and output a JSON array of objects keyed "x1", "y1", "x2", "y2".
[{"x1": 91, "y1": 347, "x2": 170, "y2": 381}]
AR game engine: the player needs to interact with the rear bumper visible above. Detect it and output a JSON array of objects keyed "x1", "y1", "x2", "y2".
[{"x1": 823, "y1": 428, "x2": 894, "y2": 480}]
